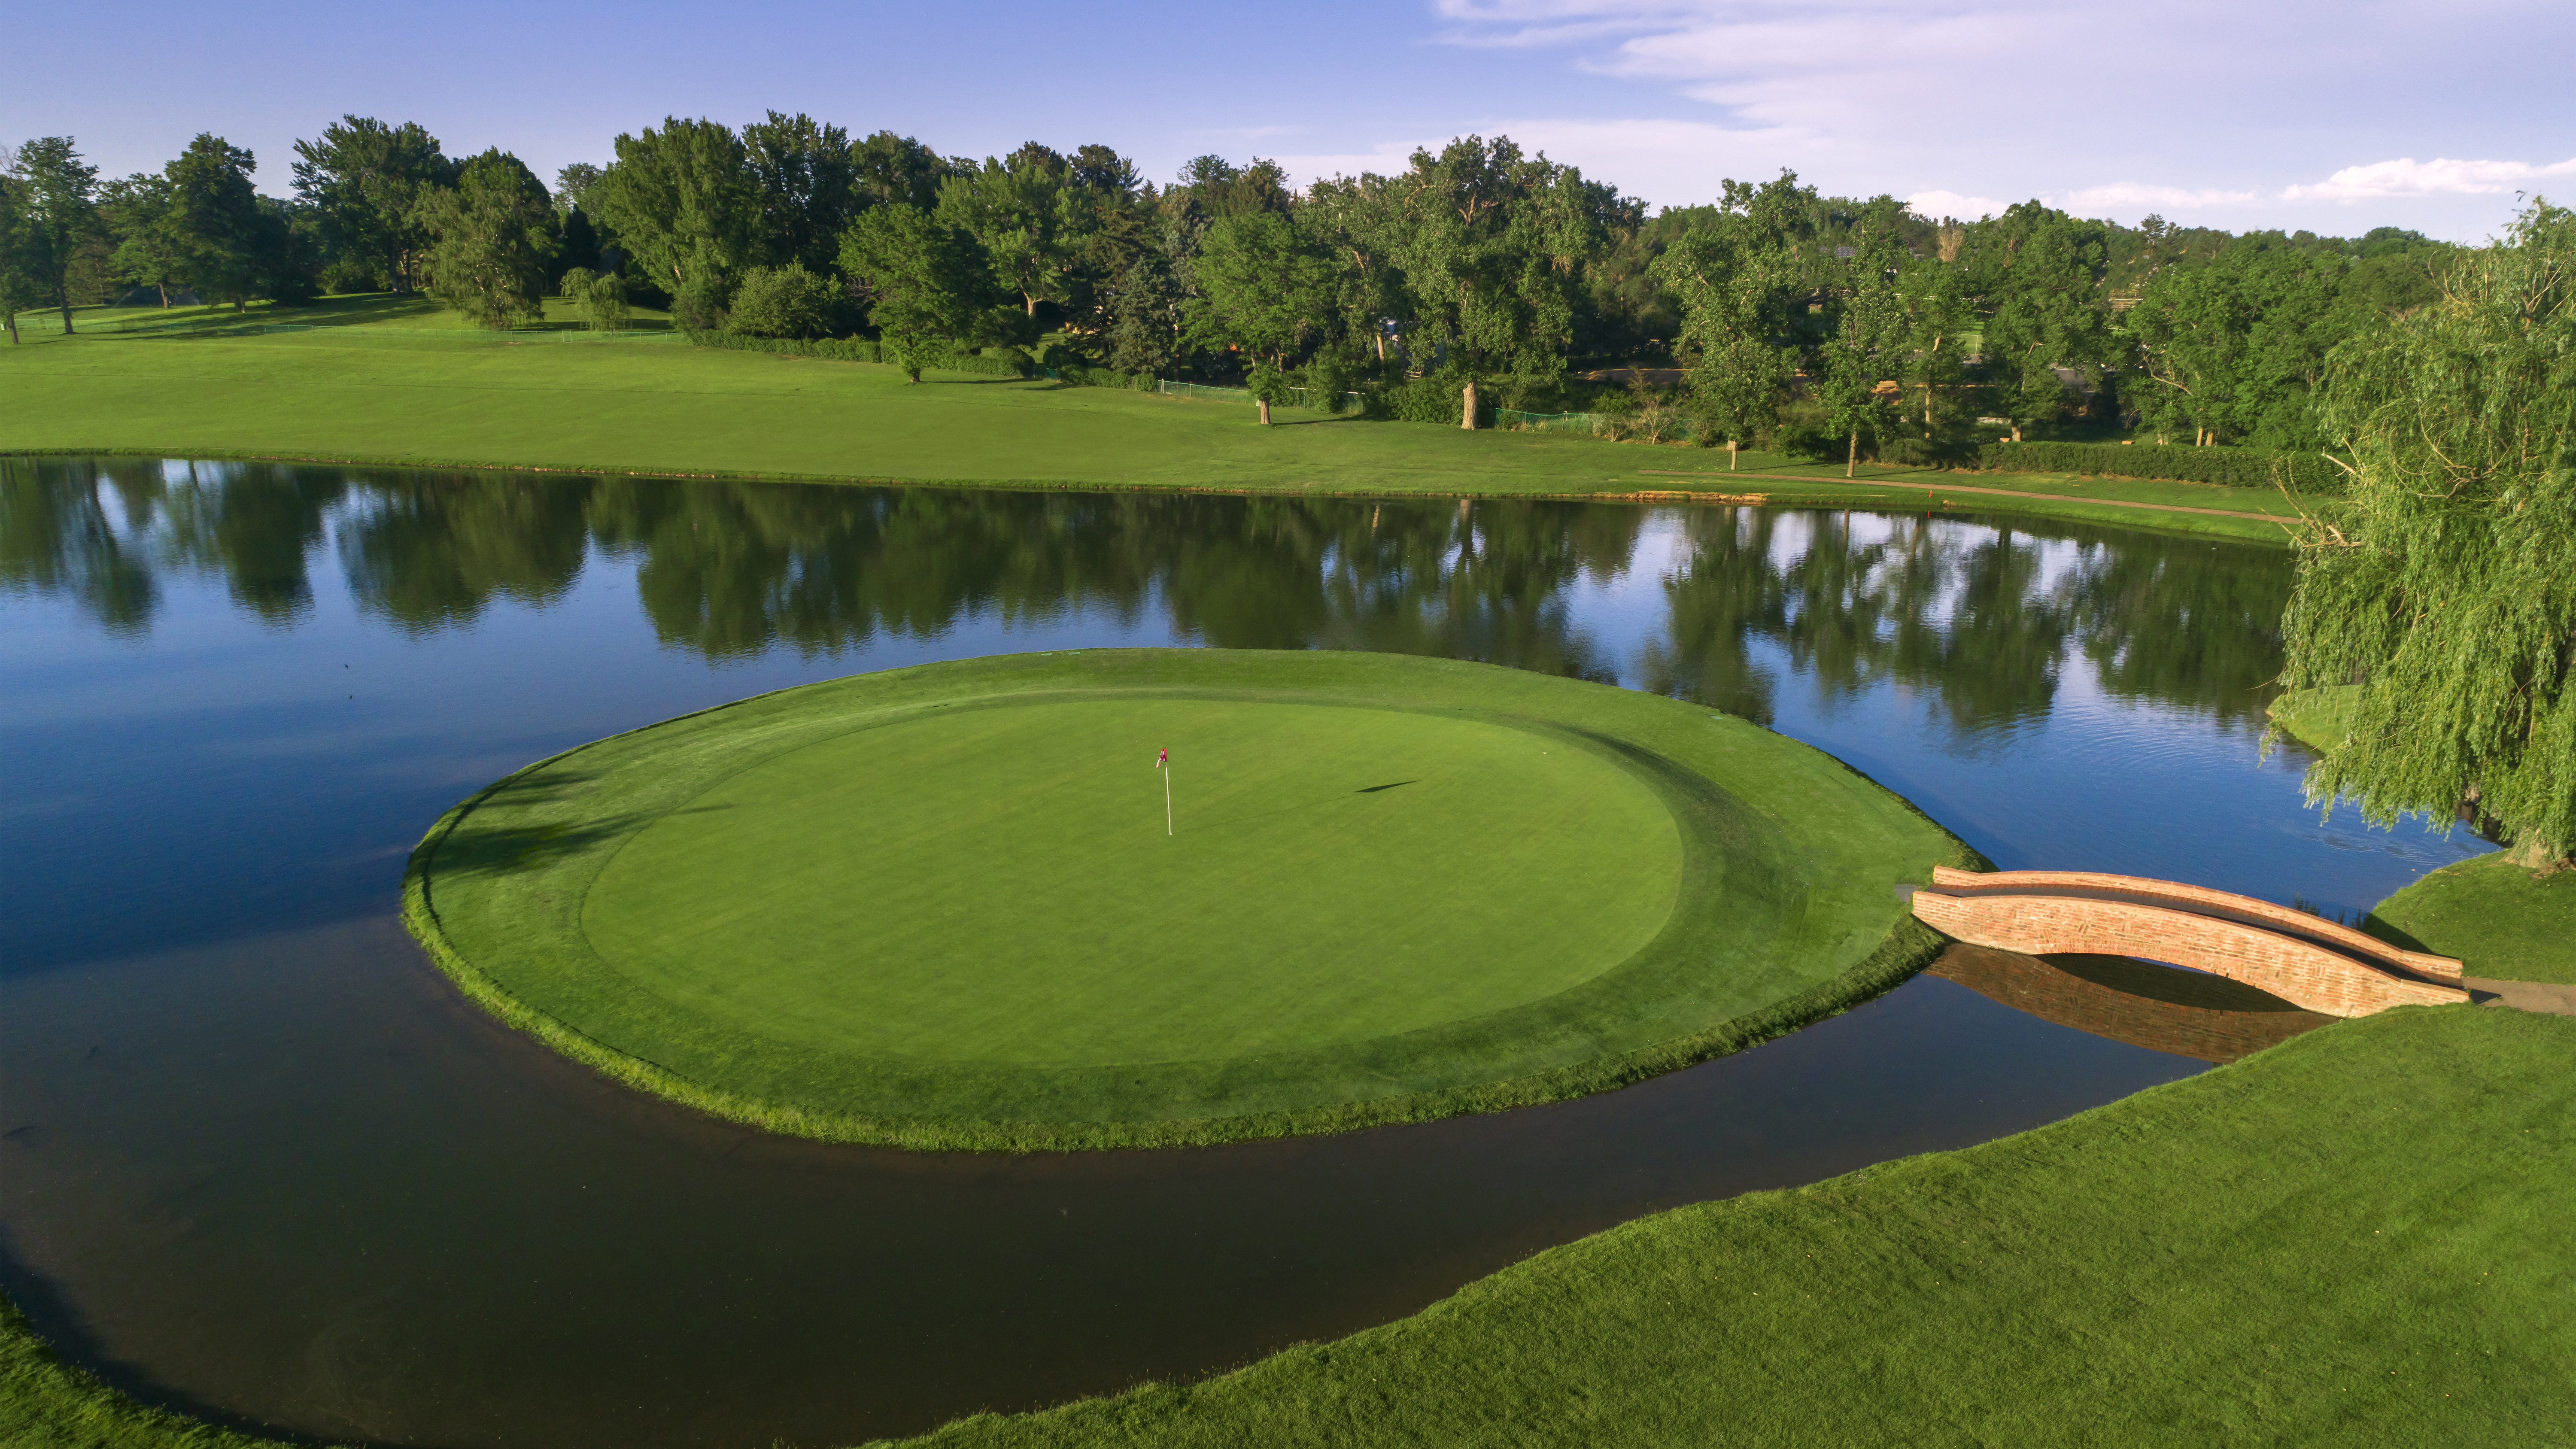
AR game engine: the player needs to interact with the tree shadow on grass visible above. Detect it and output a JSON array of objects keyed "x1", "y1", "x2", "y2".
[{"x1": 423, "y1": 771, "x2": 656, "y2": 880}]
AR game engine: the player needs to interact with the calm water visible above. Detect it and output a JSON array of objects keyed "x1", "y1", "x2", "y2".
[{"x1": 0, "y1": 458, "x2": 2486, "y2": 1447}]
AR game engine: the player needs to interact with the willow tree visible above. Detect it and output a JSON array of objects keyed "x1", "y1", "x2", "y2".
[{"x1": 2278, "y1": 201, "x2": 2576, "y2": 866}]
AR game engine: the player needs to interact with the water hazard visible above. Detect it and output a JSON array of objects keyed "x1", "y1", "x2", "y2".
[{"x1": 0, "y1": 458, "x2": 2487, "y2": 1447}]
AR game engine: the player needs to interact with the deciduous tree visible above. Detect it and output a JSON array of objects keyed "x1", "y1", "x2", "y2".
[
  {"x1": 838, "y1": 204, "x2": 1006, "y2": 381},
  {"x1": 586, "y1": 118, "x2": 759, "y2": 324},
  {"x1": 10, "y1": 137, "x2": 99, "y2": 332},
  {"x1": 291, "y1": 117, "x2": 452, "y2": 292},
  {"x1": 1655, "y1": 171, "x2": 1819, "y2": 468},
  {"x1": 161, "y1": 134, "x2": 273, "y2": 312},
  {"x1": 417, "y1": 149, "x2": 555, "y2": 330},
  {"x1": 2280, "y1": 201, "x2": 2576, "y2": 866}
]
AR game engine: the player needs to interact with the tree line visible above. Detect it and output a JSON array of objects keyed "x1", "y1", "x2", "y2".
[{"x1": 1, "y1": 115, "x2": 2451, "y2": 456}]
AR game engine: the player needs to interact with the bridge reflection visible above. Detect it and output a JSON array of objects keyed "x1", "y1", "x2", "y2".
[{"x1": 1926, "y1": 944, "x2": 2333, "y2": 1064}]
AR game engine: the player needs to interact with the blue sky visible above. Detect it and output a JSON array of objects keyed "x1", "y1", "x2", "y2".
[{"x1": 10, "y1": 0, "x2": 2571, "y2": 240}]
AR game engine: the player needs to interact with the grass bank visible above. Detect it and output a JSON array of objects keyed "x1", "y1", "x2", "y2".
[
  {"x1": 889, "y1": 1004, "x2": 2574, "y2": 1447},
  {"x1": 2369, "y1": 853, "x2": 2576, "y2": 984},
  {"x1": 12, "y1": 1008, "x2": 2562, "y2": 1446},
  {"x1": 0, "y1": 1294, "x2": 308, "y2": 1449},
  {"x1": 0, "y1": 306, "x2": 2307, "y2": 543},
  {"x1": 407, "y1": 649, "x2": 1968, "y2": 1150},
  {"x1": 2269, "y1": 688, "x2": 2576, "y2": 984},
  {"x1": 2268, "y1": 683, "x2": 2359, "y2": 752}
]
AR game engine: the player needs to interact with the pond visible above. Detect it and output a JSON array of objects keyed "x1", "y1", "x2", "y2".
[{"x1": 0, "y1": 458, "x2": 2486, "y2": 1448}]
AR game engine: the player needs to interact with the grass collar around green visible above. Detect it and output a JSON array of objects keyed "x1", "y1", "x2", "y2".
[{"x1": 404, "y1": 648, "x2": 1971, "y2": 1151}]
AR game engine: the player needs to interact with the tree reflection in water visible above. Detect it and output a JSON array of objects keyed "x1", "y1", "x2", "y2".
[{"x1": 0, "y1": 457, "x2": 2288, "y2": 751}]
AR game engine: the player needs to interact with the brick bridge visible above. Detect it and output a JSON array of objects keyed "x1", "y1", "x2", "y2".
[{"x1": 1909, "y1": 867, "x2": 2470, "y2": 1017}]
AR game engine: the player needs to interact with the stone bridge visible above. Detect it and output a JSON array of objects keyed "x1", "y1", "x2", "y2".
[{"x1": 1908, "y1": 868, "x2": 2470, "y2": 1017}]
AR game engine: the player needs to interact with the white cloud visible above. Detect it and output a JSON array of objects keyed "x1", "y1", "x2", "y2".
[
  {"x1": 2283, "y1": 155, "x2": 2576, "y2": 201},
  {"x1": 2060, "y1": 183, "x2": 2260, "y2": 211},
  {"x1": 1417, "y1": 0, "x2": 2573, "y2": 236},
  {"x1": 1905, "y1": 189, "x2": 2008, "y2": 221}
]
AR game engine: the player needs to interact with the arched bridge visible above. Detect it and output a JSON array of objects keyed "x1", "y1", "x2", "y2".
[{"x1": 1908, "y1": 868, "x2": 2469, "y2": 1018}]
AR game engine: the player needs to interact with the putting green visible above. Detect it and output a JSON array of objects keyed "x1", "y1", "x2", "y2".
[{"x1": 406, "y1": 650, "x2": 1972, "y2": 1149}]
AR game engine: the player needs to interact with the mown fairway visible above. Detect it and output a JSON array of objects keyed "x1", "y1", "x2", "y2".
[
  {"x1": 0, "y1": 315, "x2": 2304, "y2": 541},
  {"x1": 407, "y1": 649, "x2": 1967, "y2": 1148}
]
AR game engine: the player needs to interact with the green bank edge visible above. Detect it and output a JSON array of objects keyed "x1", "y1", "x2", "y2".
[
  {"x1": 399, "y1": 658, "x2": 1989, "y2": 1154},
  {"x1": 3, "y1": 445, "x2": 2303, "y2": 545}
]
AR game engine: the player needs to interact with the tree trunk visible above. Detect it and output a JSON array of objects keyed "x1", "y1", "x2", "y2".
[
  {"x1": 1728, "y1": 438, "x2": 1738, "y2": 472},
  {"x1": 1847, "y1": 429, "x2": 1859, "y2": 479},
  {"x1": 1461, "y1": 380, "x2": 1478, "y2": 430},
  {"x1": 1258, "y1": 398, "x2": 1272, "y2": 426},
  {"x1": 1374, "y1": 331, "x2": 1385, "y2": 363},
  {"x1": 156, "y1": 283, "x2": 169, "y2": 308},
  {"x1": 58, "y1": 287, "x2": 74, "y2": 335},
  {"x1": 4, "y1": 316, "x2": 17, "y2": 344},
  {"x1": 1024, "y1": 294, "x2": 1037, "y2": 317}
]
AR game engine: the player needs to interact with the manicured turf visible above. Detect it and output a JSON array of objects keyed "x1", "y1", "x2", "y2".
[
  {"x1": 0, "y1": 303, "x2": 2306, "y2": 541},
  {"x1": 2368, "y1": 851, "x2": 2576, "y2": 984},
  {"x1": 585, "y1": 699, "x2": 1683, "y2": 1063},
  {"x1": 405, "y1": 649, "x2": 1970, "y2": 1149},
  {"x1": 2267, "y1": 683, "x2": 2359, "y2": 752},
  {"x1": 888, "y1": 1004, "x2": 2575, "y2": 1448}
]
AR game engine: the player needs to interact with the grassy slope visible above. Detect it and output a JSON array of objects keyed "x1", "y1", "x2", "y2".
[
  {"x1": 0, "y1": 319, "x2": 2305, "y2": 542},
  {"x1": 2270, "y1": 690, "x2": 2576, "y2": 984},
  {"x1": 2267, "y1": 684, "x2": 2360, "y2": 752},
  {"x1": 2368, "y1": 852, "x2": 2576, "y2": 984},
  {"x1": 409, "y1": 649, "x2": 1967, "y2": 1149},
  {"x1": 0, "y1": 1295, "x2": 310, "y2": 1449},
  {"x1": 892, "y1": 1005, "x2": 2575, "y2": 1449}
]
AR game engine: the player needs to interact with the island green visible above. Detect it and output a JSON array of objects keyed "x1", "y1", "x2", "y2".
[{"x1": 404, "y1": 648, "x2": 1968, "y2": 1149}]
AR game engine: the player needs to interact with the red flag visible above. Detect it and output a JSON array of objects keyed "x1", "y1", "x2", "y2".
[{"x1": 1155, "y1": 748, "x2": 1169, "y2": 769}]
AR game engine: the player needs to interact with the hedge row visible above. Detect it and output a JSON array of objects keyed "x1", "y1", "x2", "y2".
[{"x1": 1978, "y1": 440, "x2": 2343, "y2": 492}]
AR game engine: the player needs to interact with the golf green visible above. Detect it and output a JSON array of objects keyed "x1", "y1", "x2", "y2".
[{"x1": 405, "y1": 650, "x2": 1971, "y2": 1149}]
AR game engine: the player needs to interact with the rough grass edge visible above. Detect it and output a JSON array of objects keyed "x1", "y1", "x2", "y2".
[
  {"x1": 0, "y1": 1293, "x2": 324, "y2": 1449},
  {"x1": 398, "y1": 653, "x2": 1989, "y2": 1154}
]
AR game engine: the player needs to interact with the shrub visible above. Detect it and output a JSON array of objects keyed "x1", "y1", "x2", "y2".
[
  {"x1": 727, "y1": 263, "x2": 836, "y2": 340},
  {"x1": 1977, "y1": 440, "x2": 2341, "y2": 491}
]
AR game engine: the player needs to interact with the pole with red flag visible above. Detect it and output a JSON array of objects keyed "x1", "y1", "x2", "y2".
[{"x1": 1156, "y1": 747, "x2": 1171, "y2": 835}]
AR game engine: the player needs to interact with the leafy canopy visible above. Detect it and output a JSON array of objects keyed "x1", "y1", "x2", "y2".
[{"x1": 2280, "y1": 201, "x2": 2576, "y2": 863}]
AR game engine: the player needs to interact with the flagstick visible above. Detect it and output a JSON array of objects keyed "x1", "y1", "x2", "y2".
[{"x1": 1163, "y1": 764, "x2": 1173, "y2": 836}]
